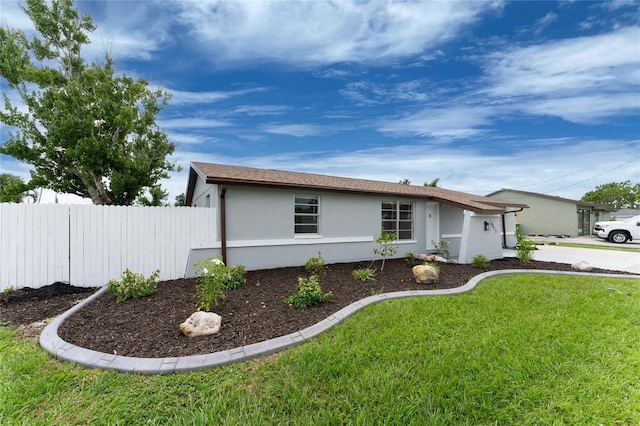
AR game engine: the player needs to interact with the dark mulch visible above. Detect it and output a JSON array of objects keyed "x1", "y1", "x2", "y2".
[{"x1": 0, "y1": 258, "x2": 627, "y2": 358}]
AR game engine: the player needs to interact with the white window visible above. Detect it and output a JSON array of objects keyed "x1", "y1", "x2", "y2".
[
  {"x1": 381, "y1": 201, "x2": 413, "y2": 240},
  {"x1": 295, "y1": 195, "x2": 319, "y2": 234}
]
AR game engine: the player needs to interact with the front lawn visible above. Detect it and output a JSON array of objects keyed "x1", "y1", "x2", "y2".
[{"x1": 1, "y1": 274, "x2": 638, "y2": 424}]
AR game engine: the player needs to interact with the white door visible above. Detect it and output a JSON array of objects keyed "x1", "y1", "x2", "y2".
[{"x1": 425, "y1": 202, "x2": 440, "y2": 251}]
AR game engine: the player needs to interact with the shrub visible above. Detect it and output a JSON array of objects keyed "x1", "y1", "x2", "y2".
[
  {"x1": 194, "y1": 257, "x2": 247, "y2": 311},
  {"x1": 352, "y1": 267, "x2": 376, "y2": 282},
  {"x1": 373, "y1": 232, "x2": 399, "y2": 271},
  {"x1": 284, "y1": 275, "x2": 332, "y2": 308},
  {"x1": 431, "y1": 239, "x2": 450, "y2": 259},
  {"x1": 515, "y1": 230, "x2": 536, "y2": 264},
  {"x1": 472, "y1": 254, "x2": 490, "y2": 268},
  {"x1": 305, "y1": 251, "x2": 326, "y2": 275},
  {"x1": 404, "y1": 252, "x2": 417, "y2": 264},
  {"x1": 108, "y1": 269, "x2": 159, "y2": 302}
]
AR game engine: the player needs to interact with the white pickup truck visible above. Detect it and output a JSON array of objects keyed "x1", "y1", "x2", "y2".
[{"x1": 593, "y1": 215, "x2": 640, "y2": 243}]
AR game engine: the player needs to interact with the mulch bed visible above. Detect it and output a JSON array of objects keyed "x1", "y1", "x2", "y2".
[{"x1": 0, "y1": 257, "x2": 628, "y2": 358}]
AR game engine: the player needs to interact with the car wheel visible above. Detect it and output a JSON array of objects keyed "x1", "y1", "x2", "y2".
[{"x1": 608, "y1": 231, "x2": 629, "y2": 244}]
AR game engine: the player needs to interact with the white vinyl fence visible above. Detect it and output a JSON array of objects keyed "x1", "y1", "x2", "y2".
[{"x1": 0, "y1": 204, "x2": 217, "y2": 291}]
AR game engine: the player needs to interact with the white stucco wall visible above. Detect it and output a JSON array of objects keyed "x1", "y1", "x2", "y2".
[
  {"x1": 458, "y1": 212, "x2": 504, "y2": 263},
  {"x1": 186, "y1": 177, "x2": 504, "y2": 271}
]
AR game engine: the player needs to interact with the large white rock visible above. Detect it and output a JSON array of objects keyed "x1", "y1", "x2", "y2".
[
  {"x1": 180, "y1": 311, "x2": 222, "y2": 337},
  {"x1": 412, "y1": 265, "x2": 440, "y2": 284},
  {"x1": 572, "y1": 261, "x2": 593, "y2": 272}
]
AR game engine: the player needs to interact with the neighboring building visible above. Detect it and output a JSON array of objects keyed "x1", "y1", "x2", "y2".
[
  {"x1": 487, "y1": 189, "x2": 614, "y2": 237},
  {"x1": 184, "y1": 162, "x2": 526, "y2": 271},
  {"x1": 611, "y1": 209, "x2": 640, "y2": 220}
]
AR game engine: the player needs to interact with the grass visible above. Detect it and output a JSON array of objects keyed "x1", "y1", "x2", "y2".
[{"x1": 2, "y1": 274, "x2": 639, "y2": 424}]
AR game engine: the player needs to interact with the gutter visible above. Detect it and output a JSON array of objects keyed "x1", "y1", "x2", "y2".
[
  {"x1": 220, "y1": 185, "x2": 227, "y2": 265},
  {"x1": 501, "y1": 208, "x2": 525, "y2": 247}
]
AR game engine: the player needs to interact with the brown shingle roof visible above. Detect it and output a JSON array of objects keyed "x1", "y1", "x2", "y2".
[{"x1": 187, "y1": 162, "x2": 527, "y2": 214}]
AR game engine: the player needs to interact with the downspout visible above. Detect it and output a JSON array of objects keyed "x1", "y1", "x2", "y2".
[
  {"x1": 502, "y1": 208, "x2": 524, "y2": 247},
  {"x1": 220, "y1": 185, "x2": 227, "y2": 265}
]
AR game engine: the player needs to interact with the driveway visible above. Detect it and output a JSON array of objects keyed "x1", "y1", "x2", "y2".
[{"x1": 504, "y1": 236, "x2": 640, "y2": 274}]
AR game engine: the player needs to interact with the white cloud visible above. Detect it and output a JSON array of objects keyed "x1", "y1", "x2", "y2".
[
  {"x1": 165, "y1": 87, "x2": 267, "y2": 105},
  {"x1": 377, "y1": 106, "x2": 494, "y2": 139},
  {"x1": 522, "y1": 93, "x2": 640, "y2": 123},
  {"x1": 158, "y1": 118, "x2": 231, "y2": 130},
  {"x1": 173, "y1": 0, "x2": 503, "y2": 66},
  {"x1": 173, "y1": 138, "x2": 639, "y2": 204},
  {"x1": 486, "y1": 26, "x2": 640, "y2": 97},
  {"x1": 262, "y1": 123, "x2": 326, "y2": 137}
]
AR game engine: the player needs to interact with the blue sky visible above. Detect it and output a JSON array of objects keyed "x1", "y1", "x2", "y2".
[{"x1": 1, "y1": 0, "x2": 639, "y2": 204}]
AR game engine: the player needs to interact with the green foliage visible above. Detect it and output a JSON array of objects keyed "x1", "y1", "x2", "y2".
[
  {"x1": 472, "y1": 254, "x2": 490, "y2": 268},
  {"x1": 0, "y1": 0, "x2": 176, "y2": 205},
  {"x1": 284, "y1": 275, "x2": 332, "y2": 308},
  {"x1": 423, "y1": 177, "x2": 440, "y2": 187},
  {"x1": 581, "y1": 180, "x2": 639, "y2": 210},
  {"x1": 431, "y1": 239, "x2": 450, "y2": 259},
  {"x1": 0, "y1": 173, "x2": 36, "y2": 203},
  {"x1": 174, "y1": 193, "x2": 186, "y2": 207},
  {"x1": 352, "y1": 267, "x2": 376, "y2": 282},
  {"x1": 398, "y1": 178, "x2": 411, "y2": 184},
  {"x1": 515, "y1": 230, "x2": 536, "y2": 264},
  {"x1": 136, "y1": 185, "x2": 169, "y2": 206},
  {"x1": 193, "y1": 257, "x2": 247, "y2": 311},
  {"x1": 423, "y1": 261, "x2": 440, "y2": 274},
  {"x1": 373, "y1": 232, "x2": 399, "y2": 271},
  {"x1": 403, "y1": 252, "x2": 417, "y2": 265},
  {"x1": 304, "y1": 251, "x2": 326, "y2": 275},
  {"x1": 108, "y1": 269, "x2": 159, "y2": 302}
]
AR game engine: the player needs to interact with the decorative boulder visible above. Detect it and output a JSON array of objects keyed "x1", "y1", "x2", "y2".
[
  {"x1": 572, "y1": 261, "x2": 593, "y2": 272},
  {"x1": 433, "y1": 255, "x2": 449, "y2": 263},
  {"x1": 412, "y1": 265, "x2": 439, "y2": 284},
  {"x1": 180, "y1": 311, "x2": 222, "y2": 337},
  {"x1": 416, "y1": 254, "x2": 436, "y2": 262}
]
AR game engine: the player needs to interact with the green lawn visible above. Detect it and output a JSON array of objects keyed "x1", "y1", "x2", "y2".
[
  {"x1": 2, "y1": 274, "x2": 639, "y2": 425},
  {"x1": 539, "y1": 241, "x2": 640, "y2": 253}
]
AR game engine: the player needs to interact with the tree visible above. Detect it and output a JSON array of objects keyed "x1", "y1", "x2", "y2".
[
  {"x1": 136, "y1": 185, "x2": 169, "y2": 206},
  {"x1": 398, "y1": 178, "x2": 411, "y2": 185},
  {"x1": 581, "y1": 181, "x2": 639, "y2": 210},
  {"x1": 0, "y1": 173, "x2": 37, "y2": 203},
  {"x1": 174, "y1": 193, "x2": 186, "y2": 207},
  {"x1": 424, "y1": 178, "x2": 440, "y2": 187},
  {"x1": 0, "y1": 0, "x2": 176, "y2": 205}
]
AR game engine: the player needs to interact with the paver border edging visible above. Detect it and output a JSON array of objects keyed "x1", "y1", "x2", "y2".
[{"x1": 40, "y1": 270, "x2": 639, "y2": 374}]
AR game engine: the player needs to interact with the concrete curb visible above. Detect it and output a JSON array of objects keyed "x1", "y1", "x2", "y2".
[{"x1": 40, "y1": 270, "x2": 639, "y2": 374}]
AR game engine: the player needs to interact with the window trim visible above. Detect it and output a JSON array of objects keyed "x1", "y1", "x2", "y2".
[
  {"x1": 294, "y1": 194, "x2": 320, "y2": 235},
  {"x1": 381, "y1": 200, "x2": 414, "y2": 240}
]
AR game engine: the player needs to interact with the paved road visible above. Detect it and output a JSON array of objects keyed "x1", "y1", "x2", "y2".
[{"x1": 505, "y1": 236, "x2": 640, "y2": 274}]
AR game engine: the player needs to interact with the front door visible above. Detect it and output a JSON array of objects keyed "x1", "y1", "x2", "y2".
[
  {"x1": 577, "y1": 209, "x2": 590, "y2": 236},
  {"x1": 425, "y1": 202, "x2": 440, "y2": 251}
]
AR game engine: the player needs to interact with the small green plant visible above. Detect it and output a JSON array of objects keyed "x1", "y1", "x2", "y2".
[
  {"x1": 194, "y1": 257, "x2": 247, "y2": 311},
  {"x1": 373, "y1": 232, "x2": 399, "y2": 271},
  {"x1": 2, "y1": 286, "x2": 14, "y2": 294},
  {"x1": 423, "y1": 261, "x2": 440, "y2": 274},
  {"x1": 108, "y1": 269, "x2": 159, "y2": 302},
  {"x1": 284, "y1": 275, "x2": 332, "y2": 307},
  {"x1": 404, "y1": 252, "x2": 417, "y2": 264},
  {"x1": 305, "y1": 251, "x2": 326, "y2": 275},
  {"x1": 516, "y1": 230, "x2": 536, "y2": 264},
  {"x1": 472, "y1": 254, "x2": 490, "y2": 268},
  {"x1": 431, "y1": 239, "x2": 450, "y2": 259},
  {"x1": 370, "y1": 287, "x2": 384, "y2": 296},
  {"x1": 352, "y1": 267, "x2": 376, "y2": 282}
]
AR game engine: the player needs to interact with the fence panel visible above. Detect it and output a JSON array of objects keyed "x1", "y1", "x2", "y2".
[{"x1": 0, "y1": 204, "x2": 217, "y2": 291}]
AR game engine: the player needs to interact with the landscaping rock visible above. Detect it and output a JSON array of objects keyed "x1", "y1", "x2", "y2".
[
  {"x1": 416, "y1": 254, "x2": 436, "y2": 262},
  {"x1": 180, "y1": 311, "x2": 222, "y2": 337},
  {"x1": 571, "y1": 261, "x2": 593, "y2": 272},
  {"x1": 412, "y1": 265, "x2": 439, "y2": 284}
]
